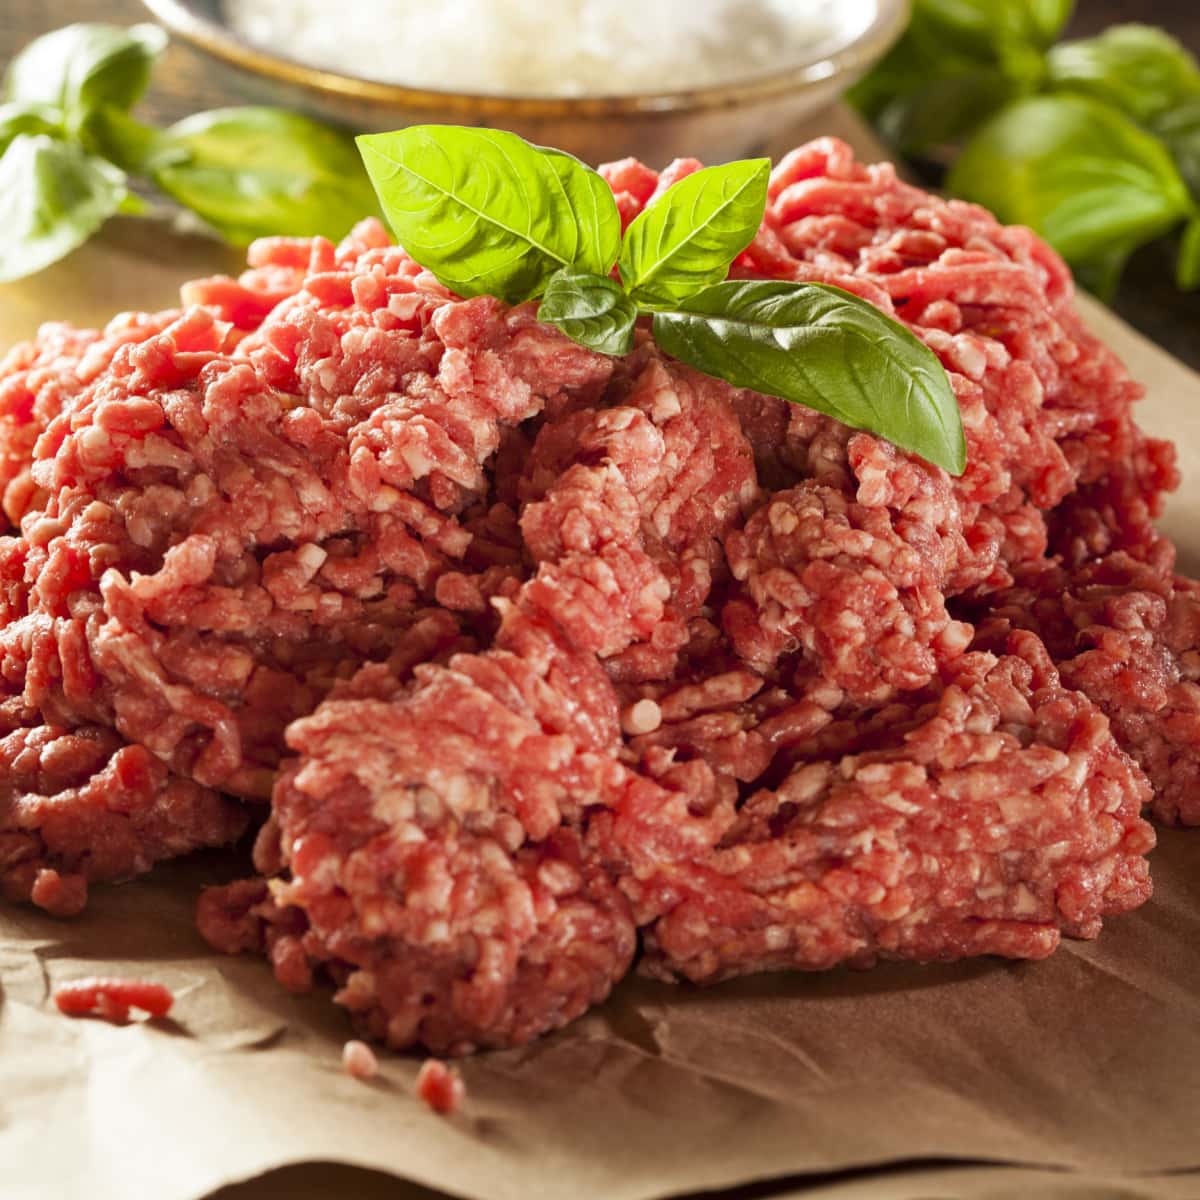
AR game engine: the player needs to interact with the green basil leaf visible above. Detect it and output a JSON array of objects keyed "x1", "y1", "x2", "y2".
[
  {"x1": 1153, "y1": 96, "x2": 1200, "y2": 199},
  {"x1": 850, "y1": 1, "x2": 1053, "y2": 156},
  {"x1": 0, "y1": 102, "x2": 62, "y2": 156},
  {"x1": 539, "y1": 270, "x2": 638, "y2": 356},
  {"x1": 154, "y1": 108, "x2": 380, "y2": 246},
  {"x1": 117, "y1": 191, "x2": 151, "y2": 217},
  {"x1": 652, "y1": 280, "x2": 965, "y2": 476},
  {"x1": 4, "y1": 24, "x2": 167, "y2": 129},
  {"x1": 874, "y1": 69, "x2": 1021, "y2": 158},
  {"x1": 1048, "y1": 24, "x2": 1200, "y2": 125},
  {"x1": 82, "y1": 106, "x2": 186, "y2": 175},
  {"x1": 851, "y1": 13, "x2": 985, "y2": 121},
  {"x1": 948, "y1": 95, "x2": 1193, "y2": 265},
  {"x1": 0, "y1": 133, "x2": 127, "y2": 283},
  {"x1": 1023, "y1": 0, "x2": 1077, "y2": 44},
  {"x1": 618, "y1": 159, "x2": 769, "y2": 305},
  {"x1": 1177, "y1": 217, "x2": 1200, "y2": 292},
  {"x1": 918, "y1": 0, "x2": 1073, "y2": 57},
  {"x1": 848, "y1": 39, "x2": 940, "y2": 124},
  {"x1": 357, "y1": 125, "x2": 620, "y2": 304}
]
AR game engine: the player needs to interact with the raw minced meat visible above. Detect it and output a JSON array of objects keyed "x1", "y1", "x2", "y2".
[
  {"x1": 628, "y1": 632, "x2": 1153, "y2": 982},
  {"x1": 342, "y1": 1039, "x2": 379, "y2": 1080},
  {"x1": 1, "y1": 138, "x2": 1191, "y2": 1053},
  {"x1": 0, "y1": 226, "x2": 613, "y2": 911},
  {"x1": 53, "y1": 976, "x2": 174, "y2": 1021},
  {"x1": 0, "y1": 719, "x2": 245, "y2": 916},
  {"x1": 415, "y1": 1058, "x2": 465, "y2": 1115}
]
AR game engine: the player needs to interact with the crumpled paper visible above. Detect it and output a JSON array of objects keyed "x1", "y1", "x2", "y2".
[{"x1": 1, "y1": 111, "x2": 1199, "y2": 1200}]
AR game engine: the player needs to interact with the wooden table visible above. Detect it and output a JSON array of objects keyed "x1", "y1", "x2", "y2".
[{"x1": 3, "y1": 0, "x2": 1200, "y2": 369}]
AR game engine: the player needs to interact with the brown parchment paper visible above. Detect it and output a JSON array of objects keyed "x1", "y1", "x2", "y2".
[{"x1": 2, "y1": 110, "x2": 1200, "y2": 1200}]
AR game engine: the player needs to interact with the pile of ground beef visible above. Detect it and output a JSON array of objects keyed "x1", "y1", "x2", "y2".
[{"x1": 1, "y1": 138, "x2": 1192, "y2": 1051}]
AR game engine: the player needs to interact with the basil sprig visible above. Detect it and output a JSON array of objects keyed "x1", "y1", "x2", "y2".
[
  {"x1": 0, "y1": 23, "x2": 382, "y2": 281},
  {"x1": 359, "y1": 126, "x2": 965, "y2": 476},
  {"x1": 5, "y1": 23, "x2": 167, "y2": 135}
]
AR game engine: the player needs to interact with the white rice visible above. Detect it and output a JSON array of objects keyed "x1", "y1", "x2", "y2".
[{"x1": 223, "y1": 0, "x2": 870, "y2": 98}]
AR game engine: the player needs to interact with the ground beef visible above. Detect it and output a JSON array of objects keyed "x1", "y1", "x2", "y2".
[
  {"x1": 0, "y1": 224, "x2": 612, "y2": 908},
  {"x1": 626, "y1": 633, "x2": 1154, "y2": 982},
  {"x1": 0, "y1": 315, "x2": 188, "y2": 528},
  {"x1": 970, "y1": 553, "x2": 1200, "y2": 827},
  {"x1": 0, "y1": 720, "x2": 245, "y2": 915},
  {"x1": 198, "y1": 341, "x2": 758, "y2": 1051},
  {"x1": 5, "y1": 137, "x2": 1194, "y2": 1051},
  {"x1": 342, "y1": 1038, "x2": 379, "y2": 1080},
  {"x1": 415, "y1": 1059, "x2": 465, "y2": 1115},
  {"x1": 54, "y1": 976, "x2": 174, "y2": 1021}
]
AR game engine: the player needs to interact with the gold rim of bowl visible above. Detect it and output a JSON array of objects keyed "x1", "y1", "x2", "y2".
[{"x1": 140, "y1": 0, "x2": 910, "y2": 117}]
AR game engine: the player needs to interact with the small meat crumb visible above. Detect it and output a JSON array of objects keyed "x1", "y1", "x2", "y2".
[
  {"x1": 415, "y1": 1058, "x2": 465, "y2": 1115},
  {"x1": 54, "y1": 977, "x2": 174, "y2": 1022},
  {"x1": 342, "y1": 1039, "x2": 379, "y2": 1080},
  {"x1": 30, "y1": 869, "x2": 88, "y2": 917}
]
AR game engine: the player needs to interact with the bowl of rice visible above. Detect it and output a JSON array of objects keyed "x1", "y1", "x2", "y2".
[{"x1": 139, "y1": 0, "x2": 909, "y2": 163}]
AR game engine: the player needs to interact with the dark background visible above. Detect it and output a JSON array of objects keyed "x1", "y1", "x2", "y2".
[{"x1": 1, "y1": 0, "x2": 1198, "y2": 367}]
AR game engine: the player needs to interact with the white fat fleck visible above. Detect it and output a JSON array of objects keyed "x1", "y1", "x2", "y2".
[
  {"x1": 76, "y1": 426, "x2": 111, "y2": 456},
  {"x1": 764, "y1": 925, "x2": 790, "y2": 951},
  {"x1": 768, "y1": 503, "x2": 800, "y2": 536},
  {"x1": 369, "y1": 485, "x2": 403, "y2": 512},
  {"x1": 623, "y1": 698, "x2": 663, "y2": 736},
  {"x1": 399, "y1": 443, "x2": 435, "y2": 480},
  {"x1": 296, "y1": 543, "x2": 328, "y2": 574},
  {"x1": 650, "y1": 391, "x2": 683, "y2": 423},
  {"x1": 423, "y1": 919, "x2": 450, "y2": 944}
]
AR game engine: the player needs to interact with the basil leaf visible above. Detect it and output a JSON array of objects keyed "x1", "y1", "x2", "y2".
[
  {"x1": 82, "y1": 106, "x2": 187, "y2": 175},
  {"x1": 1153, "y1": 97, "x2": 1200, "y2": 199},
  {"x1": 1024, "y1": 0, "x2": 1077, "y2": 44},
  {"x1": 117, "y1": 191, "x2": 151, "y2": 217},
  {"x1": 1048, "y1": 24, "x2": 1200, "y2": 125},
  {"x1": 357, "y1": 125, "x2": 620, "y2": 304},
  {"x1": 851, "y1": 1, "x2": 1054, "y2": 156},
  {"x1": 874, "y1": 69, "x2": 1021, "y2": 158},
  {"x1": 539, "y1": 270, "x2": 638, "y2": 356},
  {"x1": 4, "y1": 24, "x2": 167, "y2": 130},
  {"x1": 1177, "y1": 217, "x2": 1200, "y2": 292},
  {"x1": 652, "y1": 280, "x2": 965, "y2": 476},
  {"x1": 918, "y1": 0, "x2": 1073, "y2": 57},
  {"x1": 948, "y1": 95, "x2": 1193, "y2": 265},
  {"x1": 0, "y1": 102, "x2": 62, "y2": 156},
  {"x1": 618, "y1": 159, "x2": 769, "y2": 305},
  {"x1": 153, "y1": 108, "x2": 380, "y2": 245},
  {"x1": 0, "y1": 133, "x2": 127, "y2": 283}
]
